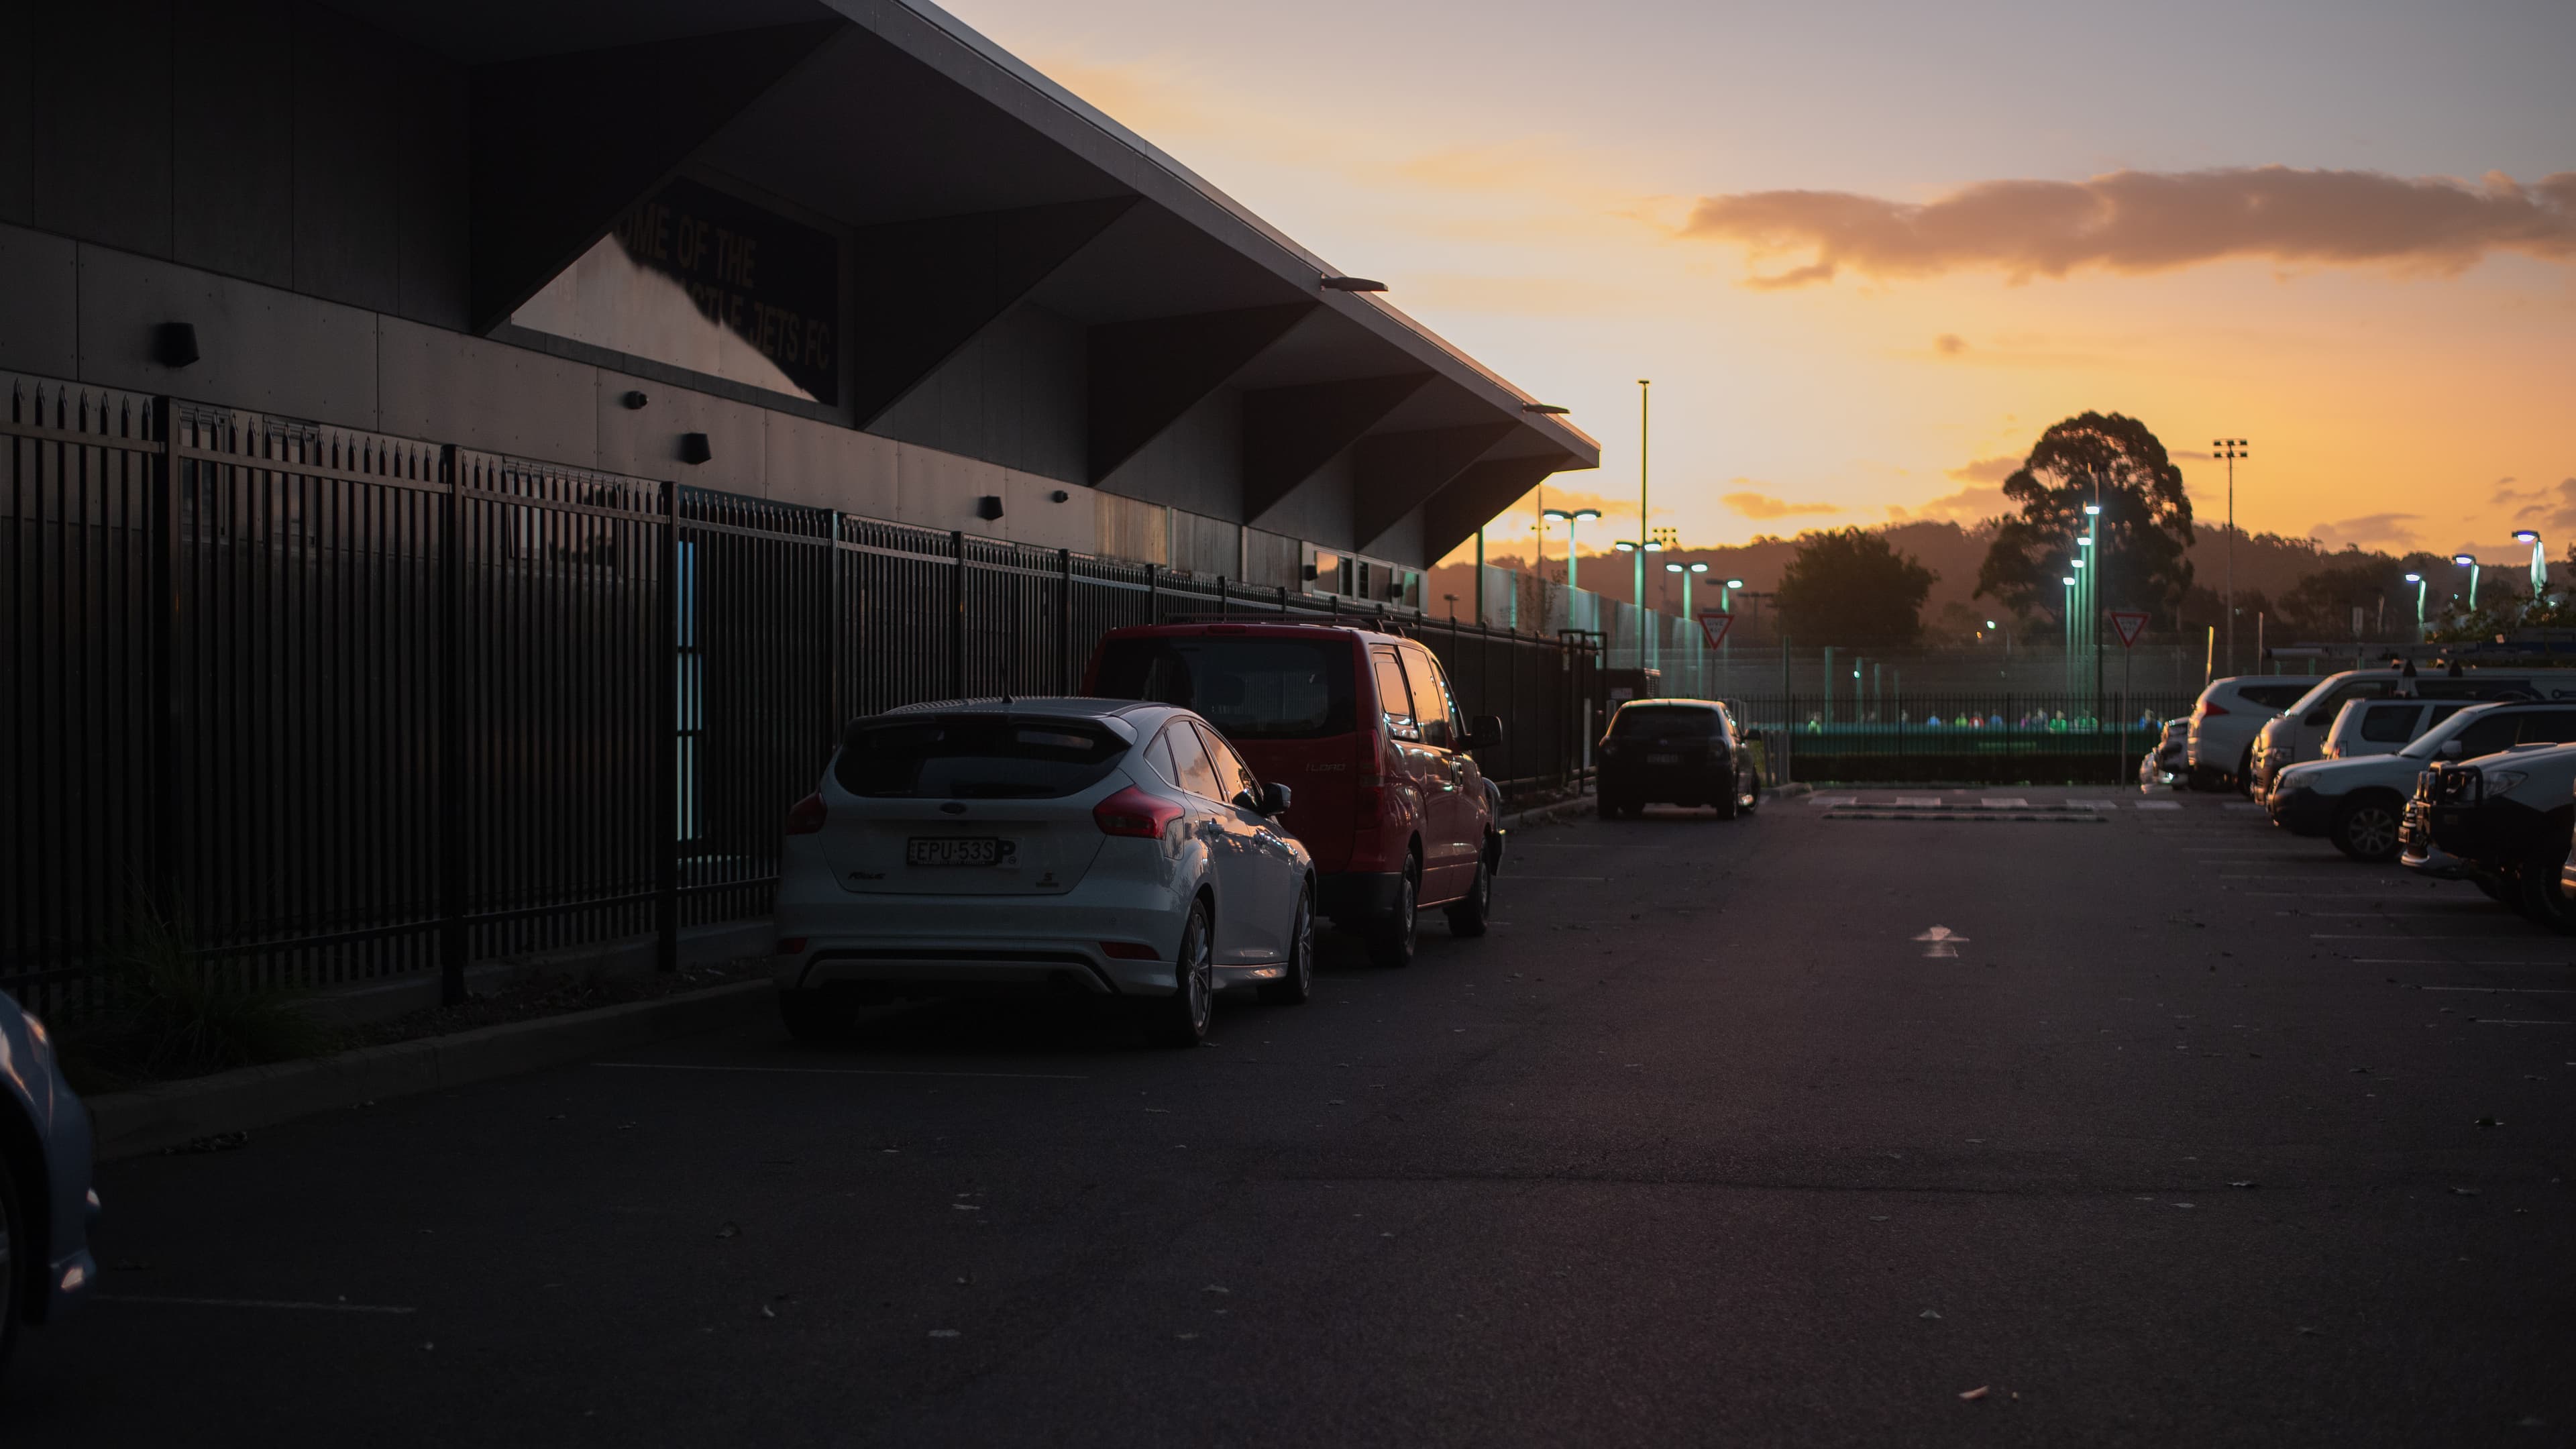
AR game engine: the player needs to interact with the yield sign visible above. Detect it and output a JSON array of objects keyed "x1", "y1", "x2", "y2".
[
  {"x1": 1697, "y1": 610, "x2": 1734, "y2": 647},
  {"x1": 2108, "y1": 610, "x2": 2152, "y2": 648}
]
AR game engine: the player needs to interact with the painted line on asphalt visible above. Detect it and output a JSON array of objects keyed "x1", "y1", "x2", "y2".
[
  {"x1": 2473, "y1": 1018, "x2": 2576, "y2": 1026},
  {"x1": 2418, "y1": 985, "x2": 2576, "y2": 994},
  {"x1": 95, "y1": 1295, "x2": 417, "y2": 1315},
  {"x1": 2354, "y1": 959, "x2": 2574, "y2": 966},
  {"x1": 594, "y1": 1062, "x2": 1090, "y2": 1081},
  {"x1": 2310, "y1": 934, "x2": 2551, "y2": 940},
  {"x1": 1510, "y1": 875, "x2": 1611, "y2": 881}
]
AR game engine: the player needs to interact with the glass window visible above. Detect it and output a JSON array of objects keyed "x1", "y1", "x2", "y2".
[
  {"x1": 836, "y1": 716, "x2": 1128, "y2": 799},
  {"x1": 1372, "y1": 649, "x2": 1414, "y2": 723},
  {"x1": 1610, "y1": 704, "x2": 1723, "y2": 739},
  {"x1": 1093, "y1": 637, "x2": 1356, "y2": 740},
  {"x1": 1163, "y1": 722, "x2": 1226, "y2": 801},
  {"x1": 2453, "y1": 713, "x2": 2524, "y2": 757},
  {"x1": 2359, "y1": 704, "x2": 2422, "y2": 743},
  {"x1": 1401, "y1": 645, "x2": 1454, "y2": 748},
  {"x1": 1193, "y1": 723, "x2": 1258, "y2": 804},
  {"x1": 2239, "y1": 685, "x2": 2314, "y2": 708},
  {"x1": 1142, "y1": 729, "x2": 1179, "y2": 788},
  {"x1": 2516, "y1": 710, "x2": 2576, "y2": 745}
]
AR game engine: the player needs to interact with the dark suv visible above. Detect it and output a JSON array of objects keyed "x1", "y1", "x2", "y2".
[{"x1": 1597, "y1": 699, "x2": 1762, "y2": 819}]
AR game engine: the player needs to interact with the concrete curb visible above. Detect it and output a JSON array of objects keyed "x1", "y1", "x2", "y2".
[
  {"x1": 1770, "y1": 782, "x2": 1815, "y2": 800},
  {"x1": 89, "y1": 980, "x2": 773, "y2": 1161}
]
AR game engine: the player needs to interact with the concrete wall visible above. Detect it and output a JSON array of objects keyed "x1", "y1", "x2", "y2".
[
  {"x1": 1254, "y1": 449, "x2": 1357, "y2": 553},
  {"x1": 4, "y1": 0, "x2": 470, "y2": 331},
  {"x1": 869, "y1": 302, "x2": 1085, "y2": 484},
  {"x1": 1099, "y1": 384, "x2": 1243, "y2": 521},
  {"x1": 0, "y1": 219, "x2": 1127, "y2": 554}
]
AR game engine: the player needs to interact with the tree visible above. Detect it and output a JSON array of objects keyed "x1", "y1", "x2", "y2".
[
  {"x1": 1774, "y1": 527, "x2": 1937, "y2": 645},
  {"x1": 1974, "y1": 413, "x2": 2195, "y2": 626}
]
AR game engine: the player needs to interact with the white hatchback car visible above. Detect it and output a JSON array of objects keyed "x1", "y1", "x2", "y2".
[{"x1": 772, "y1": 698, "x2": 1313, "y2": 1048}]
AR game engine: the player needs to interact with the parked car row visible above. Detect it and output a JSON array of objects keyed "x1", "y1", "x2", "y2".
[
  {"x1": 772, "y1": 621, "x2": 1509, "y2": 1048},
  {"x1": 2184, "y1": 665, "x2": 2576, "y2": 930}
]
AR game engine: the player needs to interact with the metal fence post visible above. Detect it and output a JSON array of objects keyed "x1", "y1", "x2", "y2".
[
  {"x1": 439, "y1": 446, "x2": 468, "y2": 1004},
  {"x1": 1059, "y1": 547, "x2": 1074, "y2": 692},
  {"x1": 825, "y1": 512, "x2": 843, "y2": 748},
  {"x1": 148, "y1": 398, "x2": 181, "y2": 932},
  {"x1": 949, "y1": 529, "x2": 967, "y2": 699},
  {"x1": 658, "y1": 481, "x2": 681, "y2": 974}
]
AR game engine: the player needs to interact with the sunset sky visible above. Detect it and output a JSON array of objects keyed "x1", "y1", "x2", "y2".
[{"x1": 943, "y1": 0, "x2": 2574, "y2": 567}]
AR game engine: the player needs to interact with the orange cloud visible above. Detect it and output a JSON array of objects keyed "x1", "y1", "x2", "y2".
[
  {"x1": 1946, "y1": 455, "x2": 2020, "y2": 485},
  {"x1": 1723, "y1": 491, "x2": 1840, "y2": 520},
  {"x1": 1682, "y1": 166, "x2": 2576, "y2": 287},
  {"x1": 1915, "y1": 483, "x2": 2012, "y2": 521},
  {"x1": 1933, "y1": 333, "x2": 1968, "y2": 356},
  {"x1": 2311, "y1": 513, "x2": 2423, "y2": 549}
]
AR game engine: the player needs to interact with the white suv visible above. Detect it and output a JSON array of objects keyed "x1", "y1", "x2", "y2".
[
  {"x1": 2269, "y1": 700, "x2": 2576, "y2": 860},
  {"x1": 2249, "y1": 667, "x2": 2576, "y2": 800},
  {"x1": 772, "y1": 698, "x2": 1316, "y2": 1048},
  {"x1": 2184, "y1": 676, "x2": 2315, "y2": 790}
]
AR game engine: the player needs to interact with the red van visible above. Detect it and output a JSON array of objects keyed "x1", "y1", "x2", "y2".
[{"x1": 1086, "y1": 622, "x2": 1504, "y2": 967}]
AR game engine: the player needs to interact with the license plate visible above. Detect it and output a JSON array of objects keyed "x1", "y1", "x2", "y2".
[
  {"x1": 907, "y1": 837, "x2": 1012, "y2": 867},
  {"x1": 1646, "y1": 753, "x2": 1681, "y2": 765}
]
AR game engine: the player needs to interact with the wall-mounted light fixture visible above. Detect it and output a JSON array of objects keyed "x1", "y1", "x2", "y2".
[
  {"x1": 622, "y1": 390, "x2": 649, "y2": 410},
  {"x1": 975, "y1": 495, "x2": 1005, "y2": 521},
  {"x1": 1049, "y1": 490, "x2": 1070, "y2": 503},
  {"x1": 1321, "y1": 276, "x2": 1387, "y2": 292},
  {"x1": 154, "y1": 322, "x2": 200, "y2": 369},
  {"x1": 678, "y1": 433, "x2": 712, "y2": 465},
  {"x1": 1521, "y1": 402, "x2": 1570, "y2": 415}
]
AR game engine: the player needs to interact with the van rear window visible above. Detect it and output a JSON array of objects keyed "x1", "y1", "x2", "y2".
[
  {"x1": 1094, "y1": 638, "x2": 1355, "y2": 740},
  {"x1": 1611, "y1": 704, "x2": 1721, "y2": 739},
  {"x1": 835, "y1": 716, "x2": 1128, "y2": 799}
]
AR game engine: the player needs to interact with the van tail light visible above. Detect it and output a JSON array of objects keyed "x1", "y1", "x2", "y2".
[
  {"x1": 1356, "y1": 773, "x2": 1387, "y2": 814},
  {"x1": 1095, "y1": 786, "x2": 1185, "y2": 839},
  {"x1": 2196, "y1": 701, "x2": 2228, "y2": 718},
  {"x1": 786, "y1": 794, "x2": 827, "y2": 835},
  {"x1": 1100, "y1": 941, "x2": 1161, "y2": 961}
]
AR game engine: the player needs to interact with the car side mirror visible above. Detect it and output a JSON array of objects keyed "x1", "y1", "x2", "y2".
[
  {"x1": 1468, "y1": 714, "x2": 1504, "y2": 750},
  {"x1": 1256, "y1": 782, "x2": 1293, "y2": 816},
  {"x1": 2439, "y1": 739, "x2": 2463, "y2": 757}
]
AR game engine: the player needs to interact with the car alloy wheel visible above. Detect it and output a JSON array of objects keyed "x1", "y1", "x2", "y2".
[
  {"x1": 1368, "y1": 865, "x2": 1418, "y2": 968},
  {"x1": 1144, "y1": 901, "x2": 1215, "y2": 1047},
  {"x1": 1261, "y1": 888, "x2": 1316, "y2": 1005},
  {"x1": 2334, "y1": 801, "x2": 2400, "y2": 861}
]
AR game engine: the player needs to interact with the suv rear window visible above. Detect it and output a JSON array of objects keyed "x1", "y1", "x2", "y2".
[
  {"x1": 2358, "y1": 704, "x2": 2421, "y2": 743},
  {"x1": 835, "y1": 716, "x2": 1128, "y2": 799},
  {"x1": 1611, "y1": 704, "x2": 1722, "y2": 739},
  {"x1": 1094, "y1": 637, "x2": 1356, "y2": 740}
]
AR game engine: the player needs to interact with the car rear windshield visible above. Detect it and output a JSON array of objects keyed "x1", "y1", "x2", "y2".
[
  {"x1": 835, "y1": 716, "x2": 1129, "y2": 799},
  {"x1": 1611, "y1": 705, "x2": 1722, "y2": 739},
  {"x1": 1093, "y1": 637, "x2": 1356, "y2": 740}
]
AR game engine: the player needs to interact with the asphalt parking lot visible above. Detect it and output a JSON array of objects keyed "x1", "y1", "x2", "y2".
[{"x1": 11, "y1": 788, "x2": 2572, "y2": 1446}]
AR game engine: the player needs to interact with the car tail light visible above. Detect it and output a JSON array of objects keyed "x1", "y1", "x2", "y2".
[
  {"x1": 1100, "y1": 941, "x2": 1161, "y2": 960},
  {"x1": 775, "y1": 936, "x2": 807, "y2": 955},
  {"x1": 2196, "y1": 701, "x2": 2228, "y2": 718},
  {"x1": 1095, "y1": 786, "x2": 1184, "y2": 838},
  {"x1": 1356, "y1": 773, "x2": 1387, "y2": 814},
  {"x1": 786, "y1": 794, "x2": 827, "y2": 834}
]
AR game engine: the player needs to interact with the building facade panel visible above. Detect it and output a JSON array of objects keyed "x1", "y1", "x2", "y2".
[{"x1": 77, "y1": 241, "x2": 380, "y2": 423}]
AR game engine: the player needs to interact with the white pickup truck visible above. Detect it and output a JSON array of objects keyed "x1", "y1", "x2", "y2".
[{"x1": 2266, "y1": 700, "x2": 2576, "y2": 861}]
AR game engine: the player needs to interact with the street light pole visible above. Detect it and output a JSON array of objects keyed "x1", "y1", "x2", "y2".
[
  {"x1": 2515, "y1": 529, "x2": 2546, "y2": 606},
  {"x1": 2214, "y1": 439, "x2": 2249, "y2": 674},
  {"x1": 2404, "y1": 572, "x2": 2426, "y2": 642},
  {"x1": 1633, "y1": 380, "x2": 1654, "y2": 672},
  {"x1": 2453, "y1": 554, "x2": 2481, "y2": 612}
]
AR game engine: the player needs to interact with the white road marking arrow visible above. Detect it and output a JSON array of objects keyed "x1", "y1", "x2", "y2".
[{"x1": 1913, "y1": 925, "x2": 1968, "y2": 958}]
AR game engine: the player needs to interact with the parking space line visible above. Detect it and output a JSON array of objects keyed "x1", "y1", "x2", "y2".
[
  {"x1": 594, "y1": 1063, "x2": 1090, "y2": 1081},
  {"x1": 2310, "y1": 934, "x2": 2551, "y2": 940},
  {"x1": 2354, "y1": 959, "x2": 2572, "y2": 966},
  {"x1": 1511, "y1": 875, "x2": 1610, "y2": 881},
  {"x1": 2418, "y1": 985, "x2": 2576, "y2": 994},
  {"x1": 96, "y1": 1295, "x2": 417, "y2": 1314},
  {"x1": 2135, "y1": 802, "x2": 2183, "y2": 810},
  {"x1": 2473, "y1": 1018, "x2": 2575, "y2": 1026}
]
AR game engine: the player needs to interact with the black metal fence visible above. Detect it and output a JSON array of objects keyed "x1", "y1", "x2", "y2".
[{"x1": 3, "y1": 375, "x2": 1601, "y2": 1006}]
